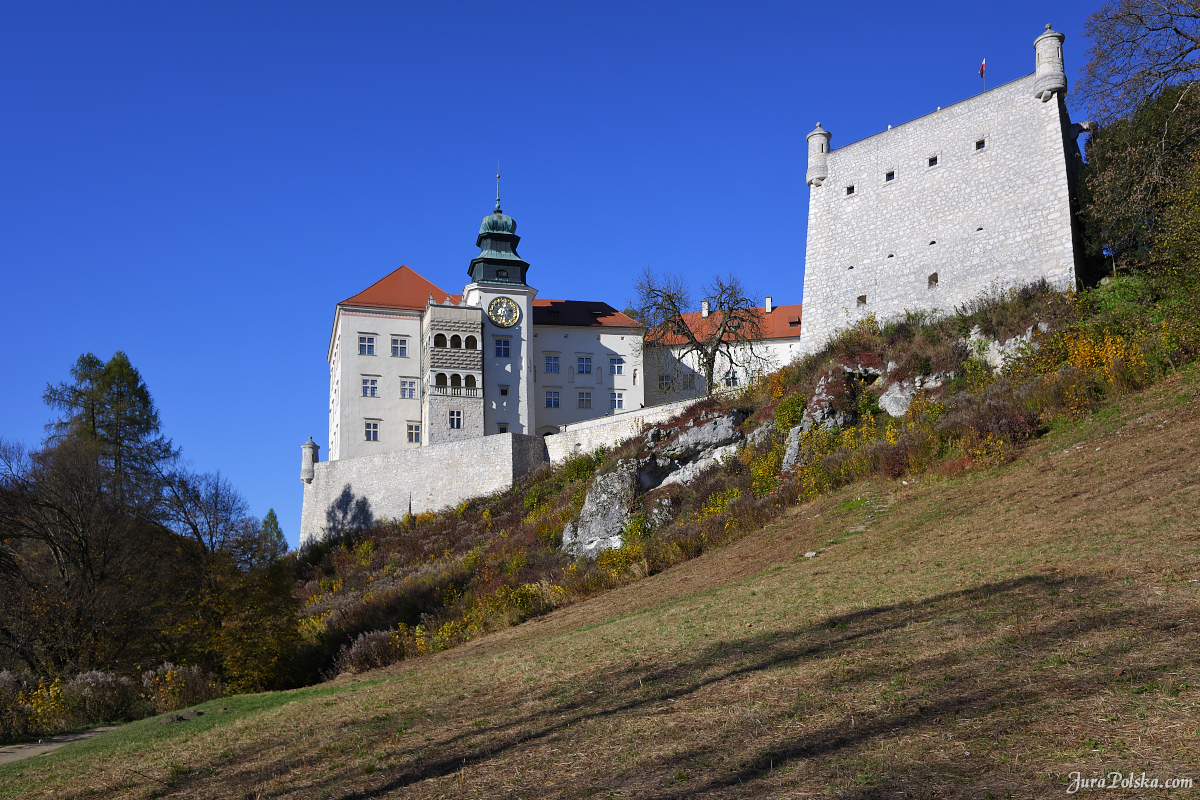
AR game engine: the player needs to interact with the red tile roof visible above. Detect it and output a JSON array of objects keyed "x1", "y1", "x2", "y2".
[
  {"x1": 339, "y1": 265, "x2": 460, "y2": 311},
  {"x1": 656, "y1": 303, "x2": 802, "y2": 345},
  {"x1": 532, "y1": 299, "x2": 642, "y2": 328}
]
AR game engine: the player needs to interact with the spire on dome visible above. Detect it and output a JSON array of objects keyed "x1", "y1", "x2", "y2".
[{"x1": 468, "y1": 176, "x2": 529, "y2": 286}]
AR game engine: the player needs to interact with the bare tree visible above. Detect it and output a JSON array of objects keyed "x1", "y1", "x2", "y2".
[
  {"x1": 635, "y1": 269, "x2": 769, "y2": 397},
  {"x1": 0, "y1": 438, "x2": 193, "y2": 676},
  {"x1": 1078, "y1": 0, "x2": 1200, "y2": 122},
  {"x1": 159, "y1": 468, "x2": 251, "y2": 556}
]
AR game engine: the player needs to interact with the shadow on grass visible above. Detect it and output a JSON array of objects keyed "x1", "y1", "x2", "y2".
[{"x1": 205, "y1": 571, "x2": 1172, "y2": 800}]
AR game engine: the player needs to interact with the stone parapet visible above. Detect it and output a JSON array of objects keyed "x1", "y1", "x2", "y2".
[{"x1": 543, "y1": 397, "x2": 699, "y2": 463}]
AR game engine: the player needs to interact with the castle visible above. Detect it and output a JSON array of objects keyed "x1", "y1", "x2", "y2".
[{"x1": 300, "y1": 24, "x2": 1088, "y2": 546}]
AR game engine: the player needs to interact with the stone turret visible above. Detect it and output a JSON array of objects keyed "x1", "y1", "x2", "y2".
[
  {"x1": 1033, "y1": 24, "x2": 1067, "y2": 101},
  {"x1": 301, "y1": 437, "x2": 319, "y2": 484},
  {"x1": 806, "y1": 123, "x2": 831, "y2": 187}
]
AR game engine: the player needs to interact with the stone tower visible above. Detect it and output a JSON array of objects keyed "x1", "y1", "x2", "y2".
[
  {"x1": 798, "y1": 25, "x2": 1084, "y2": 354},
  {"x1": 461, "y1": 188, "x2": 538, "y2": 435}
]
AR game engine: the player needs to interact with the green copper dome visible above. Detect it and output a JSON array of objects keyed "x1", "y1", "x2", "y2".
[
  {"x1": 478, "y1": 211, "x2": 516, "y2": 236},
  {"x1": 469, "y1": 200, "x2": 529, "y2": 286}
]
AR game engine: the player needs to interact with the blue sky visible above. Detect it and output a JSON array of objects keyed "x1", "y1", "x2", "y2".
[{"x1": 0, "y1": 0, "x2": 1098, "y2": 547}]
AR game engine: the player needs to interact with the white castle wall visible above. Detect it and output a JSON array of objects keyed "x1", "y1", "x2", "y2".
[
  {"x1": 299, "y1": 398, "x2": 702, "y2": 545},
  {"x1": 800, "y1": 72, "x2": 1079, "y2": 353},
  {"x1": 300, "y1": 433, "x2": 546, "y2": 546},
  {"x1": 543, "y1": 398, "x2": 699, "y2": 464}
]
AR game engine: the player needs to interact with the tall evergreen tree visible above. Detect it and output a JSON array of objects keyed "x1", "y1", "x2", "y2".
[{"x1": 43, "y1": 351, "x2": 177, "y2": 502}]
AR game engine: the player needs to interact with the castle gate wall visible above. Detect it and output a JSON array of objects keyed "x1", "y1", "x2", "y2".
[{"x1": 801, "y1": 74, "x2": 1078, "y2": 352}]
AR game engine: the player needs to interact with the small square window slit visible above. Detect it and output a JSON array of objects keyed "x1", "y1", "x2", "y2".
[
  {"x1": 857, "y1": 295, "x2": 867, "y2": 307},
  {"x1": 928, "y1": 272, "x2": 939, "y2": 289}
]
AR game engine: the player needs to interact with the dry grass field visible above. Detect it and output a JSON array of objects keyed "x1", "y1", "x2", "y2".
[{"x1": 3, "y1": 367, "x2": 1198, "y2": 799}]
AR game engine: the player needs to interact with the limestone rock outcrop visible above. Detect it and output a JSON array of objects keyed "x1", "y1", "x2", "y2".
[
  {"x1": 561, "y1": 459, "x2": 639, "y2": 559},
  {"x1": 801, "y1": 356, "x2": 885, "y2": 432},
  {"x1": 658, "y1": 410, "x2": 746, "y2": 460},
  {"x1": 562, "y1": 410, "x2": 751, "y2": 558},
  {"x1": 967, "y1": 323, "x2": 1048, "y2": 370}
]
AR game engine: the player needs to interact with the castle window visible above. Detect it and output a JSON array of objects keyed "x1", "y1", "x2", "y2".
[
  {"x1": 358, "y1": 335, "x2": 375, "y2": 355},
  {"x1": 885, "y1": 170, "x2": 895, "y2": 182},
  {"x1": 391, "y1": 338, "x2": 407, "y2": 357},
  {"x1": 449, "y1": 410, "x2": 462, "y2": 430},
  {"x1": 546, "y1": 391, "x2": 560, "y2": 408},
  {"x1": 450, "y1": 374, "x2": 461, "y2": 388},
  {"x1": 496, "y1": 269, "x2": 509, "y2": 279},
  {"x1": 578, "y1": 356, "x2": 592, "y2": 374},
  {"x1": 494, "y1": 337, "x2": 510, "y2": 358},
  {"x1": 364, "y1": 421, "x2": 379, "y2": 441},
  {"x1": 928, "y1": 155, "x2": 939, "y2": 167},
  {"x1": 578, "y1": 391, "x2": 592, "y2": 409},
  {"x1": 610, "y1": 392, "x2": 624, "y2": 410},
  {"x1": 362, "y1": 378, "x2": 378, "y2": 397},
  {"x1": 545, "y1": 354, "x2": 559, "y2": 373},
  {"x1": 400, "y1": 379, "x2": 416, "y2": 399},
  {"x1": 658, "y1": 374, "x2": 673, "y2": 391},
  {"x1": 465, "y1": 335, "x2": 477, "y2": 349},
  {"x1": 928, "y1": 272, "x2": 939, "y2": 289},
  {"x1": 845, "y1": 185, "x2": 855, "y2": 195},
  {"x1": 724, "y1": 370, "x2": 740, "y2": 388},
  {"x1": 407, "y1": 423, "x2": 420, "y2": 443},
  {"x1": 975, "y1": 138, "x2": 986, "y2": 150},
  {"x1": 434, "y1": 333, "x2": 447, "y2": 348},
  {"x1": 499, "y1": 385, "x2": 509, "y2": 396},
  {"x1": 857, "y1": 295, "x2": 868, "y2": 307},
  {"x1": 497, "y1": 423, "x2": 508, "y2": 433},
  {"x1": 450, "y1": 335, "x2": 462, "y2": 349},
  {"x1": 435, "y1": 373, "x2": 447, "y2": 387},
  {"x1": 609, "y1": 357, "x2": 624, "y2": 375},
  {"x1": 465, "y1": 375, "x2": 476, "y2": 388}
]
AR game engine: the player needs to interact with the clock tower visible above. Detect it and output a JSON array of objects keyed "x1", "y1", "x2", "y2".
[{"x1": 462, "y1": 188, "x2": 537, "y2": 435}]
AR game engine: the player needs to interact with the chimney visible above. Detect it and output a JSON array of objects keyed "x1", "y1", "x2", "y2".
[
  {"x1": 765, "y1": 296, "x2": 773, "y2": 313},
  {"x1": 701, "y1": 300, "x2": 710, "y2": 318}
]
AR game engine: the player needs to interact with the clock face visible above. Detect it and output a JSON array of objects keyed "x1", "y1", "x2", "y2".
[{"x1": 487, "y1": 296, "x2": 520, "y2": 328}]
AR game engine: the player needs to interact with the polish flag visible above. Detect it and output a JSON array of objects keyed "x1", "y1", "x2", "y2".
[{"x1": 979, "y1": 58, "x2": 986, "y2": 79}]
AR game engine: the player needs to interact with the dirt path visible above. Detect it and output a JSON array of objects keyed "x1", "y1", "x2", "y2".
[{"x1": 0, "y1": 727, "x2": 119, "y2": 766}]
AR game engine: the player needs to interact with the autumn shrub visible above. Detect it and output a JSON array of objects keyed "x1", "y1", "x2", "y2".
[
  {"x1": 329, "y1": 630, "x2": 403, "y2": 676},
  {"x1": 61, "y1": 671, "x2": 148, "y2": 724},
  {"x1": 0, "y1": 671, "x2": 35, "y2": 741},
  {"x1": 141, "y1": 663, "x2": 224, "y2": 713},
  {"x1": 773, "y1": 390, "x2": 806, "y2": 432}
]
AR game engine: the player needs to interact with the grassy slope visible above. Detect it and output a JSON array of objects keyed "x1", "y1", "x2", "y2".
[{"x1": 3, "y1": 368, "x2": 1198, "y2": 799}]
